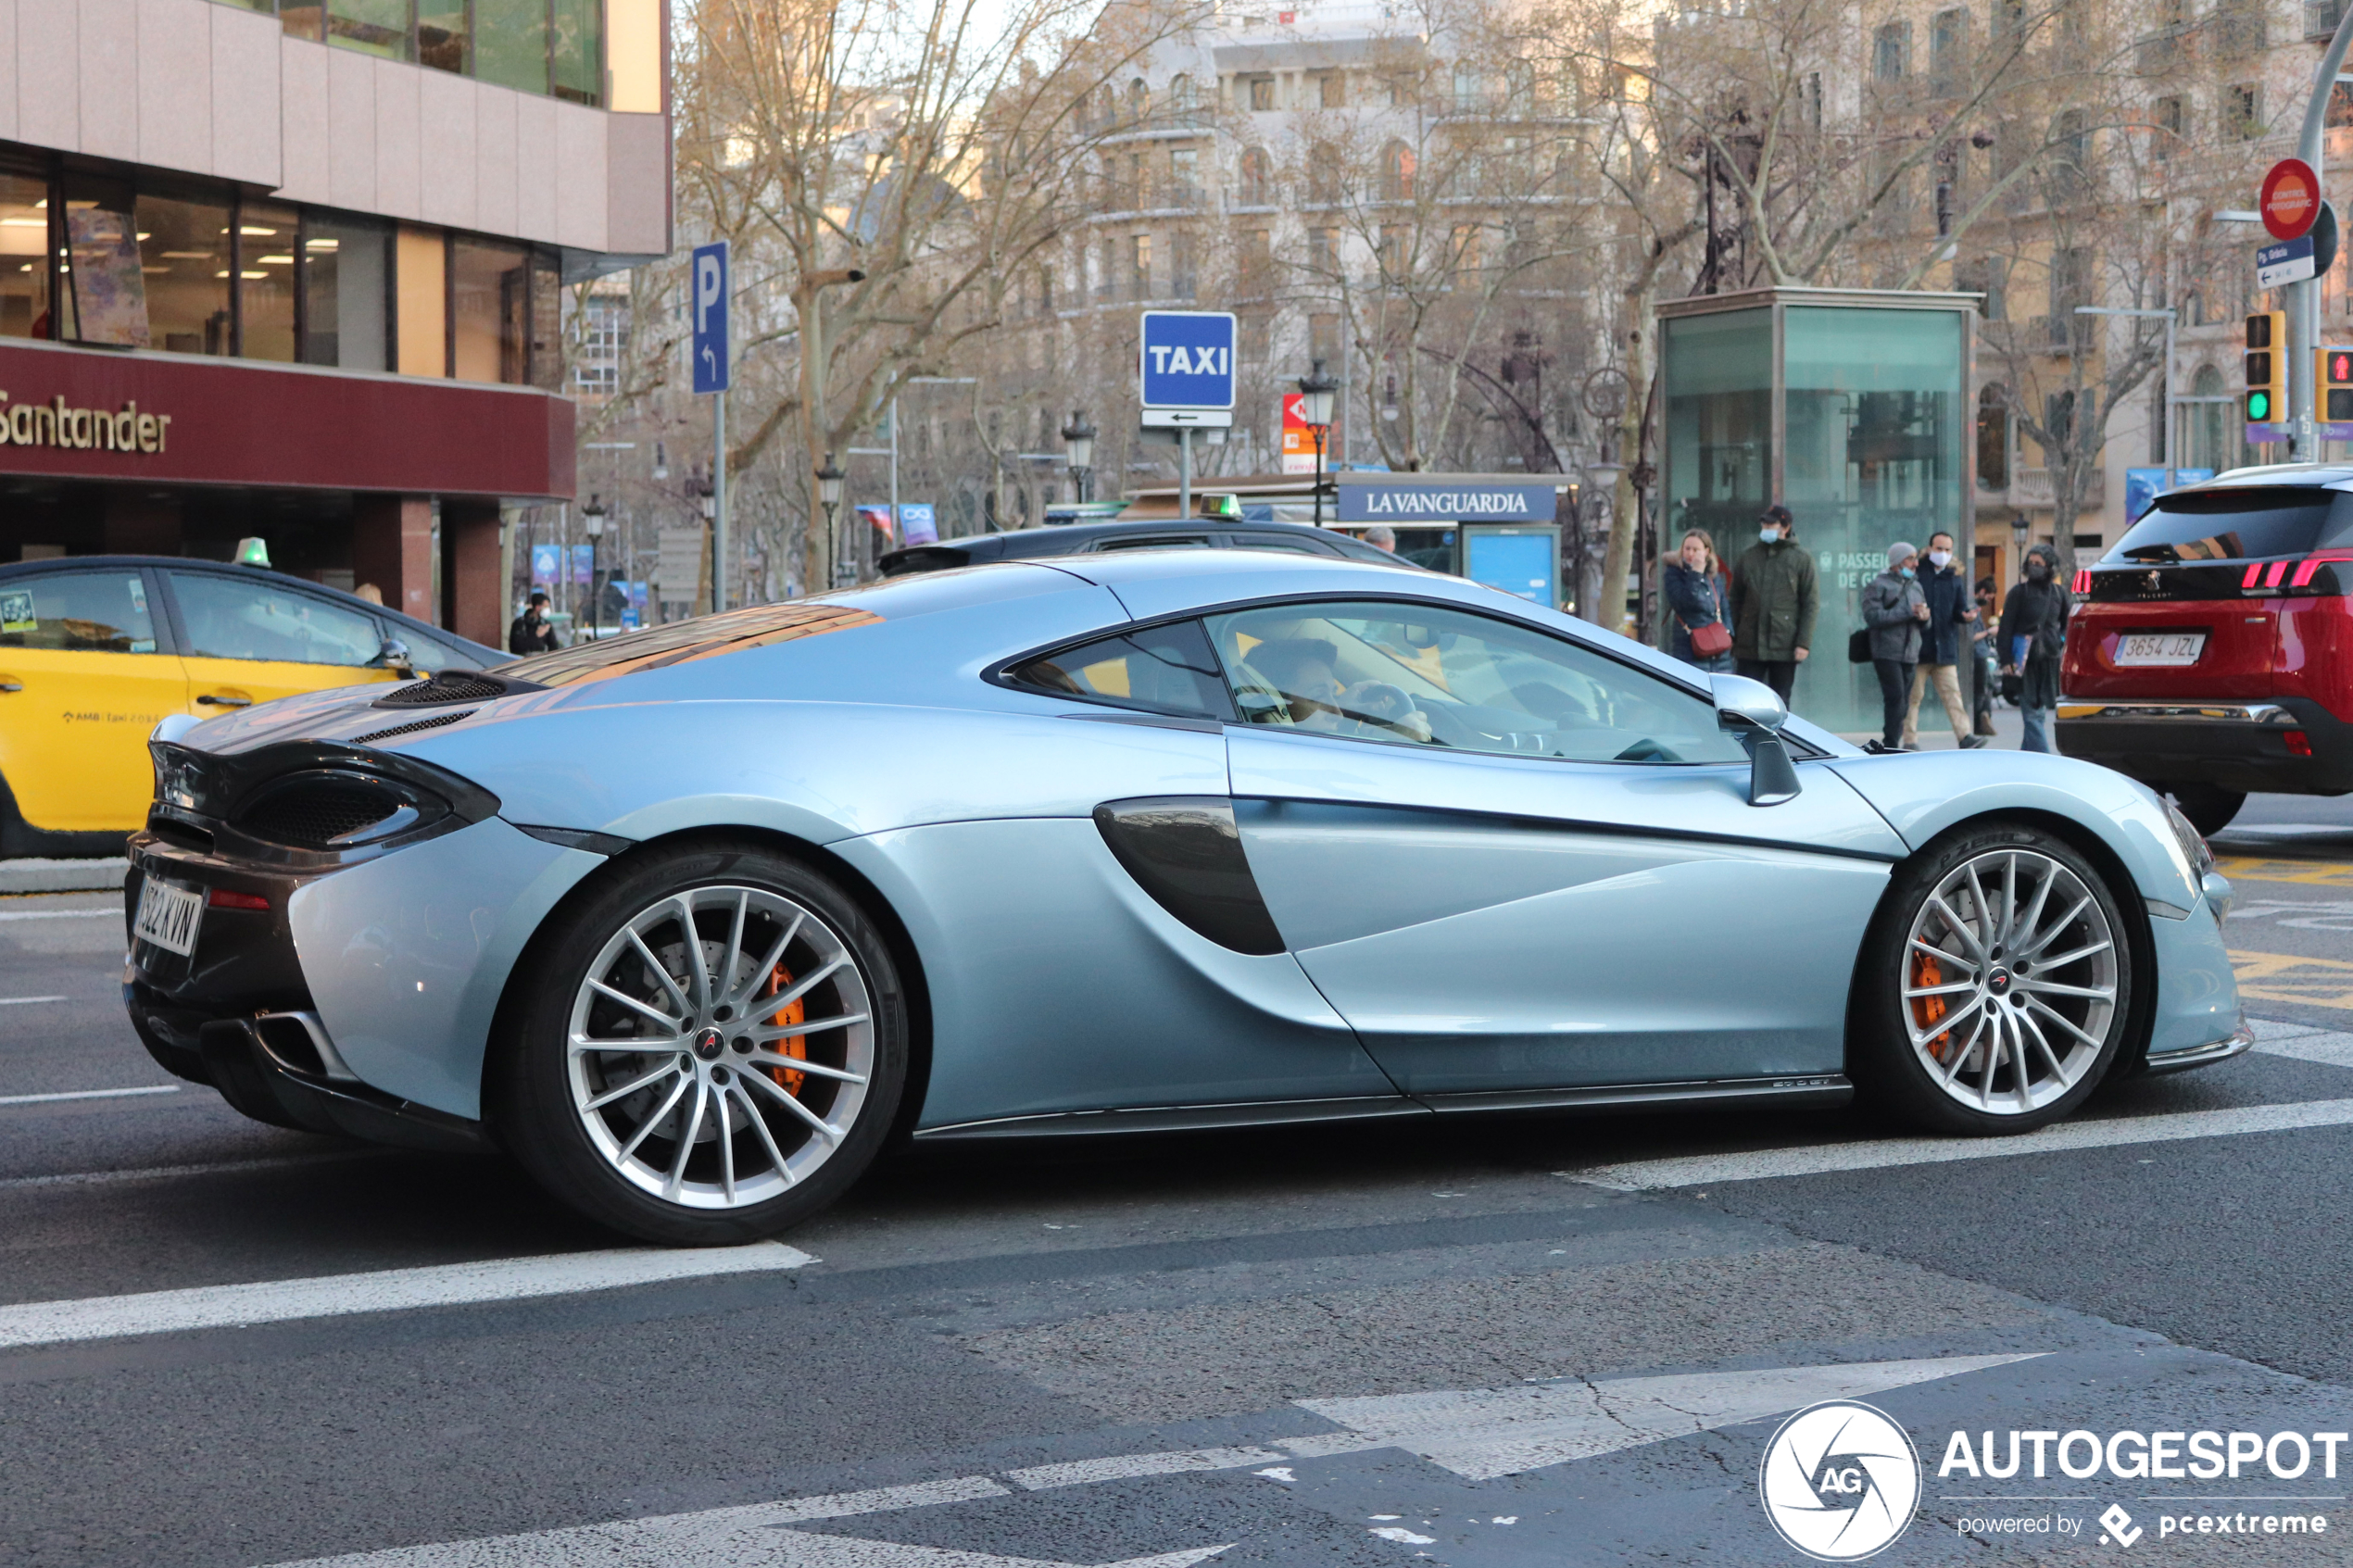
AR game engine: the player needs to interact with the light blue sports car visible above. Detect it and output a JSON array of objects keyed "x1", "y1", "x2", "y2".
[{"x1": 121, "y1": 551, "x2": 2248, "y2": 1243}]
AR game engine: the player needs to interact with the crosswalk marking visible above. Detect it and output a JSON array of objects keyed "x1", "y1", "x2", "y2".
[
  {"x1": 2213, "y1": 856, "x2": 2353, "y2": 887},
  {"x1": 2233, "y1": 949, "x2": 2353, "y2": 1011},
  {"x1": 0, "y1": 1242, "x2": 814, "y2": 1350},
  {"x1": 1009, "y1": 1447, "x2": 1288, "y2": 1491}
]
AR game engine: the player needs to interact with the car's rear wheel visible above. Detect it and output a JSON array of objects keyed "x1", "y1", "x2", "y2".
[
  {"x1": 2167, "y1": 784, "x2": 2245, "y2": 837},
  {"x1": 1853, "y1": 825, "x2": 2133, "y2": 1135},
  {"x1": 498, "y1": 843, "x2": 906, "y2": 1244}
]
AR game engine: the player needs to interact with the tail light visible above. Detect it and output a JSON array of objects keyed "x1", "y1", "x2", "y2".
[
  {"x1": 2071, "y1": 569, "x2": 2093, "y2": 595},
  {"x1": 2286, "y1": 730, "x2": 2314, "y2": 757},
  {"x1": 2291, "y1": 549, "x2": 2353, "y2": 588},
  {"x1": 2244, "y1": 562, "x2": 2266, "y2": 589},
  {"x1": 207, "y1": 888, "x2": 270, "y2": 911},
  {"x1": 2267, "y1": 560, "x2": 2290, "y2": 588}
]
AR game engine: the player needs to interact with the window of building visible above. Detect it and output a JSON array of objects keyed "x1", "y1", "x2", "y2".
[
  {"x1": 1929, "y1": 9, "x2": 1967, "y2": 93},
  {"x1": 573, "y1": 295, "x2": 625, "y2": 397},
  {"x1": 475, "y1": 0, "x2": 552, "y2": 94},
  {"x1": 396, "y1": 225, "x2": 447, "y2": 376},
  {"x1": 1977, "y1": 383, "x2": 2009, "y2": 489},
  {"x1": 238, "y1": 200, "x2": 300, "y2": 363},
  {"x1": 1239, "y1": 229, "x2": 1272, "y2": 287},
  {"x1": 1127, "y1": 78, "x2": 1150, "y2": 125},
  {"x1": 126, "y1": 185, "x2": 233, "y2": 355},
  {"x1": 1954, "y1": 256, "x2": 2007, "y2": 320},
  {"x1": 452, "y1": 236, "x2": 530, "y2": 383},
  {"x1": 274, "y1": 0, "x2": 602, "y2": 103},
  {"x1": 1379, "y1": 140, "x2": 1416, "y2": 201},
  {"x1": 1453, "y1": 64, "x2": 1484, "y2": 113},
  {"x1": 2310, "y1": 0, "x2": 2346, "y2": 40},
  {"x1": 550, "y1": 0, "x2": 601, "y2": 104},
  {"x1": 1804, "y1": 72, "x2": 1824, "y2": 128},
  {"x1": 1319, "y1": 70, "x2": 1346, "y2": 108},
  {"x1": 0, "y1": 167, "x2": 53, "y2": 341},
  {"x1": 2229, "y1": 83, "x2": 2263, "y2": 140},
  {"x1": 417, "y1": 3, "x2": 468, "y2": 71},
  {"x1": 301, "y1": 213, "x2": 390, "y2": 371},
  {"x1": 1097, "y1": 239, "x2": 1115, "y2": 301},
  {"x1": 527, "y1": 250, "x2": 562, "y2": 390},
  {"x1": 1247, "y1": 75, "x2": 1276, "y2": 111},
  {"x1": 1873, "y1": 20, "x2": 1910, "y2": 80},
  {"x1": 1169, "y1": 147, "x2": 1199, "y2": 204},
  {"x1": 1171, "y1": 231, "x2": 1198, "y2": 298},
  {"x1": 1378, "y1": 225, "x2": 1407, "y2": 277},
  {"x1": 327, "y1": 0, "x2": 411, "y2": 58},
  {"x1": 1238, "y1": 147, "x2": 1273, "y2": 206},
  {"x1": 1308, "y1": 227, "x2": 1338, "y2": 272},
  {"x1": 2154, "y1": 95, "x2": 2184, "y2": 157},
  {"x1": 1129, "y1": 233, "x2": 1152, "y2": 298}
]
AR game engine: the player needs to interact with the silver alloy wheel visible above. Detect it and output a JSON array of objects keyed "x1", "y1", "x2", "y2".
[
  {"x1": 1900, "y1": 847, "x2": 2120, "y2": 1115},
  {"x1": 565, "y1": 884, "x2": 875, "y2": 1210}
]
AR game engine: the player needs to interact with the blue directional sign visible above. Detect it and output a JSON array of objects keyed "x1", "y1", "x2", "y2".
[
  {"x1": 1139, "y1": 310, "x2": 1236, "y2": 424},
  {"x1": 691, "y1": 241, "x2": 729, "y2": 395}
]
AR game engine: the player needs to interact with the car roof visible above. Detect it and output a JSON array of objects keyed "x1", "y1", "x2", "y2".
[
  {"x1": 0, "y1": 553, "x2": 506, "y2": 660},
  {"x1": 2197, "y1": 463, "x2": 2353, "y2": 490},
  {"x1": 883, "y1": 517, "x2": 1390, "y2": 563}
]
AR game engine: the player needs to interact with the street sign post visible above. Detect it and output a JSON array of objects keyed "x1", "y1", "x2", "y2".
[
  {"x1": 691, "y1": 241, "x2": 730, "y2": 612},
  {"x1": 1139, "y1": 311, "x2": 1237, "y2": 523},
  {"x1": 2264, "y1": 159, "x2": 2321, "y2": 241},
  {"x1": 2259, "y1": 235, "x2": 2317, "y2": 289}
]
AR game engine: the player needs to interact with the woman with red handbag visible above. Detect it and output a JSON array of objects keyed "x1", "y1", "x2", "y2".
[{"x1": 1665, "y1": 528, "x2": 1735, "y2": 672}]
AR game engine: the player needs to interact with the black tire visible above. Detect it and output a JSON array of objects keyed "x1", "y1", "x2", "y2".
[
  {"x1": 495, "y1": 841, "x2": 909, "y2": 1245},
  {"x1": 2168, "y1": 784, "x2": 2245, "y2": 837},
  {"x1": 1851, "y1": 822, "x2": 2135, "y2": 1135}
]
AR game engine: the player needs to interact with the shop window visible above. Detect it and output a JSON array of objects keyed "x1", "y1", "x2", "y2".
[
  {"x1": 530, "y1": 252, "x2": 564, "y2": 390},
  {"x1": 395, "y1": 226, "x2": 447, "y2": 377},
  {"x1": 132, "y1": 189, "x2": 233, "y2": 355},
  {"x1": 0, "y1": 168, "x2": 52, "y2": 340},
  {"x1": 475, "y1": 0, "x2": 551, "y2": 94},
  {"x1": 239, "y1": 201, "x2": 299, "y2": 363},
  {"x1": 551, "y1": 0, "x2": 604, "y2": 106},
  {"x1": 327, "y1": 0, "x2": 413, "y2": 59},
  {"x1": 301, "y1": 214, "x2": 390, "y2": 371},
  {"x1": 452, "y1": 236, "x2": 530, "y2": 383},
  {"x1": 418, "y1": 3, "x2": 469, "y2": 72}
]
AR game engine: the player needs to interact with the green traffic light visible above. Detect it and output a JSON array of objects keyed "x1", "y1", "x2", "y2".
[{"x1": 2250, "y1": 391, "x2": 2272, "y2": 420}]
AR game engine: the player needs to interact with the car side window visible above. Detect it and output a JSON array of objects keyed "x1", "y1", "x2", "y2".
[
  {"x1": 1003, "y1": 620, "x2": 1235, "y2": 721},
  {"x1": 0, "y1": 571, "x2": 160, "y2": 653},
  {"x1": 1229, "y1": 534, "x2": 1335, "y2": 555},
  {"x1": 1090, "y1": 535, "x2": 1212, "y2": 552},
  {"x1": 1204, "y1": 600, "x2": 1748, "y2": 765},
  {"x1": 396, "y1": 631, "x2": 473, "y2": 672},
  {"x1": 168, "y1": 571, "x2": 384, "y2": 667}
]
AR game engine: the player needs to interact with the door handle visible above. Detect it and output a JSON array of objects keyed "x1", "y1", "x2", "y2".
[
  {"x1": 0, "y1": 683, "x2": 20, "y2": 694},
  {"x1": 195, "y1": 694, "x2": 252, "y2": 708}
]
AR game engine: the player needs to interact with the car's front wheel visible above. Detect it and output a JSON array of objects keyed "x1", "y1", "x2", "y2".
[
  {"x1": 1853, "y1": 824, "x2": 2133, "y2": 1135},
  {"x1": 497, "y1": 843, "x2": 907, "y2": 1244}
]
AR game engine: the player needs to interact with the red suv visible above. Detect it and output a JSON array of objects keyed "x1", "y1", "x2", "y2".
[{"x1": 2059, "y1": 467, "x2": 2353, "y2": 834}]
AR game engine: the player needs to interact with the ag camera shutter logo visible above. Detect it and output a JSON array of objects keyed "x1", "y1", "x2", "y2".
[{"x1": 1758, "y1": 1399, "x2": 1922, "y2": 1561}]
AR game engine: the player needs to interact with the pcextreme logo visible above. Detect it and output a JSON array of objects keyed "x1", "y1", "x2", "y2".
[{"x1": 1758, "y1": 1400, "x2": 1922, "y2": 1562}]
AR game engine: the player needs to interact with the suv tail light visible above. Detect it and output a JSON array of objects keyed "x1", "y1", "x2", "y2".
[
  {"x1": 2291, "y1": 550, "x2": 2353, "y2": 588},
  {"x1": 2071, "y1": 569, "x2": 2093, "y2": 595}
]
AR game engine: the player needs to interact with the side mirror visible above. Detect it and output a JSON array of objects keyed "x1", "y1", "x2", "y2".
[
  {"x1": 1709, "y1": 672, "x2": 1802, "y2": 807},
  {"x1": 371, "y1": 637, "x2": 414, "y2": 675}
]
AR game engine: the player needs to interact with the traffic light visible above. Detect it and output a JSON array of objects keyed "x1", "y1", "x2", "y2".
[
  {"x1": 2321, "y1": 345, "x2": 2353, "y2": 420},
  {"x1": 2246, "y1": 310, "x2": 2288, "y2": 423}
]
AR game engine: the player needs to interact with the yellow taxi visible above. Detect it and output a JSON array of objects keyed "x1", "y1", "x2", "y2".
[{"x1": 0, "y1": 553, "x2": 507, "y2": 856}]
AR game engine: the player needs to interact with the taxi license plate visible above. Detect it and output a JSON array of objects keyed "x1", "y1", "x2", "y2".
[
  {"x1": 132, "y1": 877, "x2": 205, "y2": 957},
  {"x1": 2114, "y1": 632, "x2": 2207, "y2": 667}
]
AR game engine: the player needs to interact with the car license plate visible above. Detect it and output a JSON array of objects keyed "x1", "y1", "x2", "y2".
[
  {"x1": 132, "y1": 877, "x2": 205, "y2": 958},
  {"x1": 2114, "y1": 632, "x2": 2207, "y2": 667}
]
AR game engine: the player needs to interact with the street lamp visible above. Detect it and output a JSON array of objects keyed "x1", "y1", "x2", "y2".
[
  {"x1": 1061, "y1": 409, "x2": 1097, "y2": 504},
  {"x1": 1298, "y1": 358, "x2": 1338, "y2": 526},
  {"x1": 581, "y1": 494, "x2": 607, "y2": 641},
  {"x1": 817, "y1": 453, "x2": 848, "y2": 587}
]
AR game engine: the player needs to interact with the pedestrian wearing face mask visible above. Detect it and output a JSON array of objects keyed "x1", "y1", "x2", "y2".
[
  {"x1": 1730, "y1": 504, "x2": 1818, "y2": 706},
  {"x1": 1861, "y1": 542, "x2": 1929, "y2": 751},
  {"x1": 1902, "y1": 531, "x2": 1987, "y2": 750},
  {"x1": 1999, "y1": 545, "x2": 2070, "y2": 753},
  {"x1": 1969, "y1": 576, "x2": 2002, "y2": 735}
]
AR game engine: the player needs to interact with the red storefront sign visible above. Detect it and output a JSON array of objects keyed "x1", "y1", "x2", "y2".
[{"x1": 0, "y1": 339, "x2": 575, "y2": 498}]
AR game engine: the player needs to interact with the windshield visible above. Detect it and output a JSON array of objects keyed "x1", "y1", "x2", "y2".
[
  {"x1": 501, "y1": 602, "x2": 883, "y2": 688},
  {"x1": 2110, "y1": 487, "x2": 2353, "y2": 563}
]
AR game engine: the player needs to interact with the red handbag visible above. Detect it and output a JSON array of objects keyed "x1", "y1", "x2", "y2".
[{"x1": 1689, "y1": 620, "x2": 1733, "y2": 658}]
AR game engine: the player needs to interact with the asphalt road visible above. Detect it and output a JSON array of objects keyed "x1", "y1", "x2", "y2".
[{"x1": 3, "y1": 802, "x2": 2351, "y2": 1568}]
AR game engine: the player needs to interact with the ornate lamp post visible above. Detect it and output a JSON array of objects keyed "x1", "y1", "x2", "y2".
[
  {"x1": 1061, "y1": 409, "x2": 1097, "y2": 505},
  {"x1": 817, "y1": 453, "x2": 848, "y2": 587},
  {"x1": 1298, "y1": 358, "x2": 1338, "y2": 526},
  {"x1": 581, "y1": 494, "x2": 607, "y2": 640}
]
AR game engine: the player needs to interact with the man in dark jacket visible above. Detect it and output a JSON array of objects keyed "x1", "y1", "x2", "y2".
[
  {"x1": 1999, "y1": 546, "x2": 2070, "y2": 753},
  {"x1": 1902, "y1": 530, "x2": 1986, "y2": 749},
  {"x1": 509, "y1": 590, "x2": 560, "y2": 655},
  {"x1": 1729, "y1": 504, "x2": 1818, "y2": 707}
]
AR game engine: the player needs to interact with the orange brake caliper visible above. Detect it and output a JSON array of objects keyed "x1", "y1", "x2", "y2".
[
  {"x1": 764, "y1": 964, "x2": 807, "y2": 1095},
  {"x1": 1911, "y1": 950, "x2": 1952, "y2": 1061}
]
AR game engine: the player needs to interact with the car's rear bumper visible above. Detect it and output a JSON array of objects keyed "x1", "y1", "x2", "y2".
[{"x1": 2055, "y1": 696, "x2": 2353, "y2": 796}]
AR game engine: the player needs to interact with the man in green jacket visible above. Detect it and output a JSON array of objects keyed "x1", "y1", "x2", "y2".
[{"x1": 1729, "y1": 504, "x2": 1819, "y2": 707}]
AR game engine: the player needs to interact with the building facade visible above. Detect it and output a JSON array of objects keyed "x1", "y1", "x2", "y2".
[{"x1": 0, "y1": 0, "x2": 669, "y2": 648}]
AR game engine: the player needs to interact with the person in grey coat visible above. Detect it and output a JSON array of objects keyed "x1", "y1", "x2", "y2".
[{"x1": 1860, "y1": 541, "x2": 1929, "y2": 750}]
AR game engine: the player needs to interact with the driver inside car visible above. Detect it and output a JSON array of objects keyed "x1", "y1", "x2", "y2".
[{"x1": 1249, "y1": 637, "x2": 1432, "y2": 743}]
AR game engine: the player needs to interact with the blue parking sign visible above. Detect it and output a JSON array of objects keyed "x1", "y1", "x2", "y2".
[
  {"x1": 1139, "y1": 310, "x2": 1236, "y2": 419},
  {"x1": 691, "y1": 241, "x2": 729, "y2": 395}
]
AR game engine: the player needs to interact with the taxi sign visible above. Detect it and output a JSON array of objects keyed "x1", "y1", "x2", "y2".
[
  {"x1": 1139, "y1": 310, "x2": 1236, "y2": 426},
  {"x1": 2262, "y1": 159, "x2": 2320, "y2": 242}
]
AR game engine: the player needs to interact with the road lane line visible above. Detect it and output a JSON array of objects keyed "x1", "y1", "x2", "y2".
[
  {"x1": 0, "y1": 1085, "x2": 177, "y2": 1107},
  {"x1": 1567, "y1": 1098, "x2": 2353, "y2": 1190},
  {"x1": 0, "y1": 1152, "x2": 378, "y2": 1192},
  {"x1": 0, "y1": 1241, "x2": 816, "y2": 1349},
  {"x1": 0, "y1": 908, "x2": 115, "y2": 922},
  {"x1": 0, "y1": 996, "x2": 67, "y2": 1005},
  {"x1": 1008, "y1": 1446, "x2": 1289, "y2": 1491},
  {"x1": 767, "y1": 1475, "x2": 1012, "y2": 1521}
]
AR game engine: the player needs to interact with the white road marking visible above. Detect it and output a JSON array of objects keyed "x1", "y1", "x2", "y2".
[
  {"x1": 1008, "y1": 1447, "x2": 1287, "y2": 1491},
  {"x1": 0, "y1": 995, "x2": 67, "y2": 1005},
  {"x1": 1295, "y1": 1354, "x2": 2043, "y2": 1481},
  {"x1": 0, "y1": 1152, "x2": 376, "y2": 1192},
  {"x1": 0, "y1": 908, "x2": 115, "y2": 922},
  {"x1": 769, "y1": 1477, "x2": 1013, "y2": 1522},
  {"x1": 1567, "y1": 1098, "x2": 2353, "y2": 1190},
  {"x1": 0, "y1": 1085, "x2": 177, "y2": 1107},
  {"x1": 0, "y1": 1242, "x2": 815, "y2": 1350}
]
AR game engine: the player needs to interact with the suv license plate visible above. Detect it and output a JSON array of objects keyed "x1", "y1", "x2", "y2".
[
  {"x1": 132, "y1": 878, "x2": 205, "y2": 957},
  {"x1": 2114, "y1": 632, "x2": 2207, "y2": 667}
]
